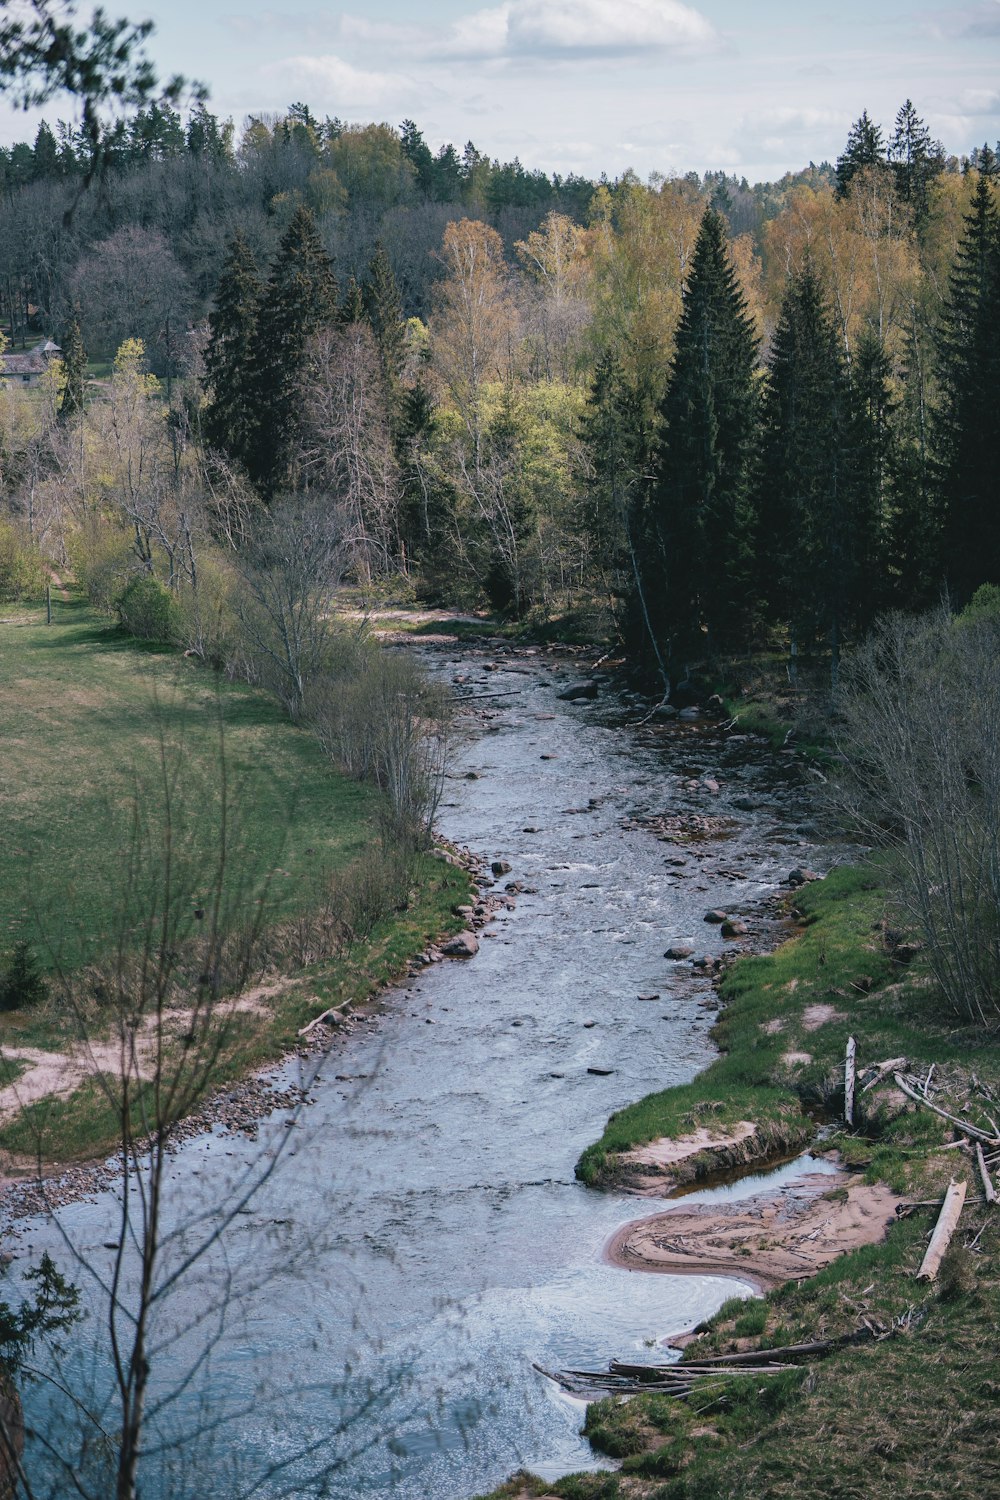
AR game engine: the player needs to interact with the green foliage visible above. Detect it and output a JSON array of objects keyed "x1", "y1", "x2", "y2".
[
  {"x1": 58, "y1": 311, "x2": 87, "y2": 420},
  {"x1": 115, "y1": 573, "x2": 178, "y2": 641},
  {"x1": 645, "y1": 206, "x2": 760, "y2": 661},
  {"x1": 0, "y1": 941, "x2": 49, "y2": 1011},
  {"x1": 0, "y1": 1252, "x2": 81, "y2": 1381},
  {"x1": 0, "y1": 518, "x2": 45, "y2": 601},
  {"x1": 69, "y1": 525, "x2": 135, "y2": 615},
  {"x1": 202, "y1": 231, "x2": 263, "y2": 472}
]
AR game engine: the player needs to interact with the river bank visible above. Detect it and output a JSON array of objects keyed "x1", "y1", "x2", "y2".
[{"x1": 479, "y1": 853, "x2": 1000, "y2": 1500}]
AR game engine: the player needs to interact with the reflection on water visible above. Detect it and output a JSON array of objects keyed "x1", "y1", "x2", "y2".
[{"x1": 16, "y1": 645, "x2": 831, "y2": 1498}]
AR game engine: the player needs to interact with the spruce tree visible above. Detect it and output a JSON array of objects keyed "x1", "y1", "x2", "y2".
[
  {"x1": 888, "y1": 100, "x2": 943, "y2": 232},
  {"x1": 339, "y1": 275, "x2": 364, "y2": 326},
  {"x1": 756, "y1": 267, "x2": 852, "y2": 683},
  {"x1": 847, "y1": 330, "x2": 894, "y2": 626},
  {"x1": 363, "y1": 241, "x2": 405, "y2": 382},
  {"x1": 936, "y1": 172, "x2": 1000, "y2": 598},
  {"x1": 58, "y1": 311, "x2": 87, "y2": 422},
  {"x1": 835, "y1": 110, "x2": 886, "y2": 199},
  {"x1": 201, "y1": 231, "x2": 262, "y2": 471},
  {"x1": 648, "y1": 206, "x2": 759, "y2": 660},
  {"x1": 248, "y1": 205, "x2": 338, "y2": 493}
]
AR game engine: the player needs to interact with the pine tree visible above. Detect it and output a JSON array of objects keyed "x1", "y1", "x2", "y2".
[
  {"x1": 756, "y1": 267, "x2": 852, "y2": 684},
  {"x1": 339, "y1": 275, "x2": 364, "y2": 326},
  {"x1": 201, "y1": 231, "x2": 263, "y2": 471},
  {"x1": 363, "y1": 241, "x2": 405, "y2": 382},
  {"x1": 936, "y1": 173, "x2": 1000, "y2": 599},
  {"x1": 847, "y1": 330, "x2": 894, "y2": 626},
  {"x1": 248, "y1": 205, "x2": 338, "y2": 493},
  {"x1": 835, "y1": 110, "x2": 886, "y2": 199},
  {"x1": 647, "y1": 206, "x2": 760, "y2": 661},
  {"x1": 888, "y1": 100, "x2": 943, "y2": 232},
  {"x1": 58, "y1": 311, "x2": 87, "y2": 421}
]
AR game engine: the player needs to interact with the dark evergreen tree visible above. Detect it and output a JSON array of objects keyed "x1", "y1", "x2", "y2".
[
  {"x1": 646, "y1": 207, "x2": 760, "y2": 662},
  {"x1": 835, "y1": 110, "x2": 886, "y2": 199},
  {"x1": 888, "y1": 308, "x2": 940, "y2": 608},
  {"x1": 201, "y1": 231, "x2": 263, "y2": 473},
  {"x1": 248, "y1": 205, "x2": 338, "y2": 493},
  {"x1": 58, "y1": 311, "x2": 87, "y2": 422},
  {"x1": 363, "y1": 241, "x2": 405, "y2": 381},
  {"x1": 756, "y1": 267, "x2": 852, "y2": 683},
  {"x1": 339, "y1": 275, "x2": 364, "y2": 326},
  {"x1": 32, "y1": 120, "x2": 60, "y2": 178},
  {"x1": 935, "y1": 173, "x2": 1000, "y2": 599},
  {"x1": 888, "y1": 100, "x2": 943, "y2": 232},
  {"x1": 847, "y1": 330, "x2": 895, "y2": 625},
  {"x1": 400, "y1": 118, "x2": 435, "y2": 197}
]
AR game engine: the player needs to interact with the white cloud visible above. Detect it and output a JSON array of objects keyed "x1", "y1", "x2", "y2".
[
  {"x1": 960, "y1": 88, "x2": 1000, "y2": 113},
  {"x1": 260, "y1": 54, "x2": 416, "y2": 112},
  {"x1": 436, "y1": 0, "x2": 720, "y2": 61}
]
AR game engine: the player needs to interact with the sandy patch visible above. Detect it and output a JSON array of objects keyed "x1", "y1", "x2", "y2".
[
  {"x1": 628, "y1": 1123, "x2": 757, "y2": 1171},
  {"x1": 762, "y1": 1017, "x2": 785, "y2": 1035},
  {"x1": 606, "y1": 1176, "x2": 903, "y2": 1291},
  {"x1": 802, "y1": 1003, "x2": 847, "y2": 1031},
  {"x1": 782, "y1": 1051, "x2": 812, "y2": 1066},
  {"x1": 0, "y1": 982, "x2": 290, "y2": 1120}
]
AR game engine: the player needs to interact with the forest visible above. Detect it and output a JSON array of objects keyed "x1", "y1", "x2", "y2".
[{"x1": 2, "y1": 97, "x2": 999, "y2": 697}]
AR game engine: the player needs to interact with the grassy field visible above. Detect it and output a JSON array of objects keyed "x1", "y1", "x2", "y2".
[
  {"x1": 477, "y1": 863, "x2": 1000, "y2": 1500},
  {"x1": 0, "y1": 592, "x2": 379, "y2": 968},
  {"x1": 0, "y1": 592, "x2": 472, "y2": 1161}
]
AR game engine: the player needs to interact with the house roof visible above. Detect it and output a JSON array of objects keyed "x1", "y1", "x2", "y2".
[{"x1": 0, "y1": 339, "x2": 61, "y2": 377}]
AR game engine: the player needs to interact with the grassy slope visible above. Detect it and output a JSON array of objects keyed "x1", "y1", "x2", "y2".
[
  {"x1": 477, "y1": 865, "x2": 1000, "y2": 1500},
  {"x1": 0, "y1": 594, "x2": 471, "y2": 1160}
]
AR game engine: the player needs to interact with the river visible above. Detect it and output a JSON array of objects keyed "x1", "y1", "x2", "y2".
[{"x1": 16, "y1": 640, "x2": 831, "y2": 1498}]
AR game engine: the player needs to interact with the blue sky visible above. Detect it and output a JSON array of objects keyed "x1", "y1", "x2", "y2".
[{"x1": 3, "y1": 0, "x2": 999, "y2": 181}]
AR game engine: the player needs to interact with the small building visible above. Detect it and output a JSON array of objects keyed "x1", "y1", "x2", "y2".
[{"x1": 0, "y1": 339, "x2": 61, "y2": 388}]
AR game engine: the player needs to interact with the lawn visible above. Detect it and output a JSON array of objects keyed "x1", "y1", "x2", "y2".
[{"x1": 0, "y1": 591, "x2": 378, "y2": 972}]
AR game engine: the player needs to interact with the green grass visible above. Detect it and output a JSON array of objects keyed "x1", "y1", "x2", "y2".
[
  {"x1": 0, "y1": 592, "x2": 474, "y2": 1162},
  {"x1": 0, "y1": 593, "x2": 378, "y2": 970}
]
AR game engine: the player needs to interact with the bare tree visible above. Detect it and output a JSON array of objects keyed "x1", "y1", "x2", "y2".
[
  {"x1": 298, "y1": 325, "x2": 402, "y2": 590},
  {"x1": 837, "y1": 605, "x2": 1000, "y2": 1027}
]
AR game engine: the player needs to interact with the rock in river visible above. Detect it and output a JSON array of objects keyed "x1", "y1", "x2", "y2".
[
  {"x1": 442, "y1": 931, "x2": 480, "y2": 958},
  {"x1": 558, "y1": 680, "x2": 599, "y2": 701},
  {"x1": 664, "y1": 943, "x2": 695, "y2": 960}
]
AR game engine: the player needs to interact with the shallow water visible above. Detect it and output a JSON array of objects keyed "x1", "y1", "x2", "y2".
[{"x1": 16, "y1": 646, "x2": 833, "y2": 1498}]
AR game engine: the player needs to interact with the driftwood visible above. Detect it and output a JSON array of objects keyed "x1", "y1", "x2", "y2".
[
  {"x1": 845, "y1": 1035, "x2": 857, "y2": 1125},
  {"x1": 297, "y1": 1006, "x2": 340, "y2": 1038},
  {"x1": 860, "y1": 1056, "x2": 909, "y2": 1093},
  {"x1": 893, "y1": 1074, "x2": 1000, "y2": 1146},
  {"x1": 917, "y1": 1178, "x2": 967, "y2": 1281},
  {"x1": 975, "y1": 1142, "x2": 996, "y2": 1205}
]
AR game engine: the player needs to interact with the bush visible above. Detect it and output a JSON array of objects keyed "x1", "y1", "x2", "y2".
[
  {"x1": 0, "y1": 519, "x2": 46, "y2": 602},
  {"x1": 0, "y1": 941, "x2": 49, "y2": 1011},
  {"x1": 116, "y1": 574, "x2": 178, "y2": 642},
  {"x1": 173, "y1": 556, "x2": 241, "y2": 668},
  {"x1": 837, "y1": 606, "x2": 1000, "y2": 1026},
  {"x1": 69, "y1": 525, "x2": 136, "y2": 614}
]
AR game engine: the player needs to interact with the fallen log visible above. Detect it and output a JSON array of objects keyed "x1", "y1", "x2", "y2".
[
  {"x1": 975, "y1": 1142, "x2": 996, "y2": 1205},
  {"x1": 917, "y1": 1177, "x2": 967, "y2": 1281},
  {"x1": 297, "y1": 1006, "x2": 339, "y2": 1038},
  {"x1": 860, "y1": 1056, "x2": 909, "y2": 1093},
  {"x1": 893, "y1": 1074, "x2": 1000, "y2": 1146}
]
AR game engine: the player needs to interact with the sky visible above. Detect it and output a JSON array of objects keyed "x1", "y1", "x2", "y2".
[{"x1": 2, "y1": 0, "x2": 1000, "y2": 182}]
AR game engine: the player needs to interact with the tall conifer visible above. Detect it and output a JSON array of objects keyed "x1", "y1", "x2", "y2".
[
  {"x1": 757, "y1": 267, "x2": 852, "y2": 682},
  {"x1": 249, "y1": 205, "x2": 338, "y2": 492},
  {"x1": 648, "y1": 206, "x2": 759, "y2": 659},
  {"x1": 363, "y1": 241, "x2": 405, "y2": 382},
  {"x1": 935, "y1": 173, "x2": 1000, "y2": 598},
  {"x1": 202, "y1": 231, "x2": 262, "y2": 471},
  {"x1": 835, "y1": 110, "x2": 886, "y2": 198},
  {"x1": 58, "y1": 311, "x2": 87, "y2": 421}
]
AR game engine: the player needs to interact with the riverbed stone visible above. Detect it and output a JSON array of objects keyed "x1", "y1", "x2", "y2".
[
  {"x1": 721, "y1": 918, "x2": 748, "y2": 937},
  {"x1": 558, "y1": 680, "x2": 599, "y2": 701},
  {"x1": 491, "y1": 859, "x2": 512, "y2": 876},
  {"x1": 664, "y1": 943, "x2": 695, "y2": 959},
  {"x1": 442, "y1": 932, "x2": 480, "y2": 958},
  {"x1": 703, "y1": 909, "x2": 728, "y2": 923},
  {"x1": 788, "y1": 867, "x2": 821, "y2": 886}
]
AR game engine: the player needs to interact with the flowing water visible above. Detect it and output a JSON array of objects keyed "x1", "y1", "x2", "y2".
[{"x1": 16, "y1": 643, "x2": 835, "y2": 1498}]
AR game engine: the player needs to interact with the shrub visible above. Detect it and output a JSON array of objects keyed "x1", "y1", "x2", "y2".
[
  {"x1": 0, "y1": 519, "x2": 46, "y2": 602},
  {"x1": 69, "y1": 524, "x2": 136, "y2": 614},
  {"x1": 0, "y1": 941, "x2": 49, "y2": 1011},
  {"x1": 116, "y1": 574, "x2": 178, "y2": 642}
]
